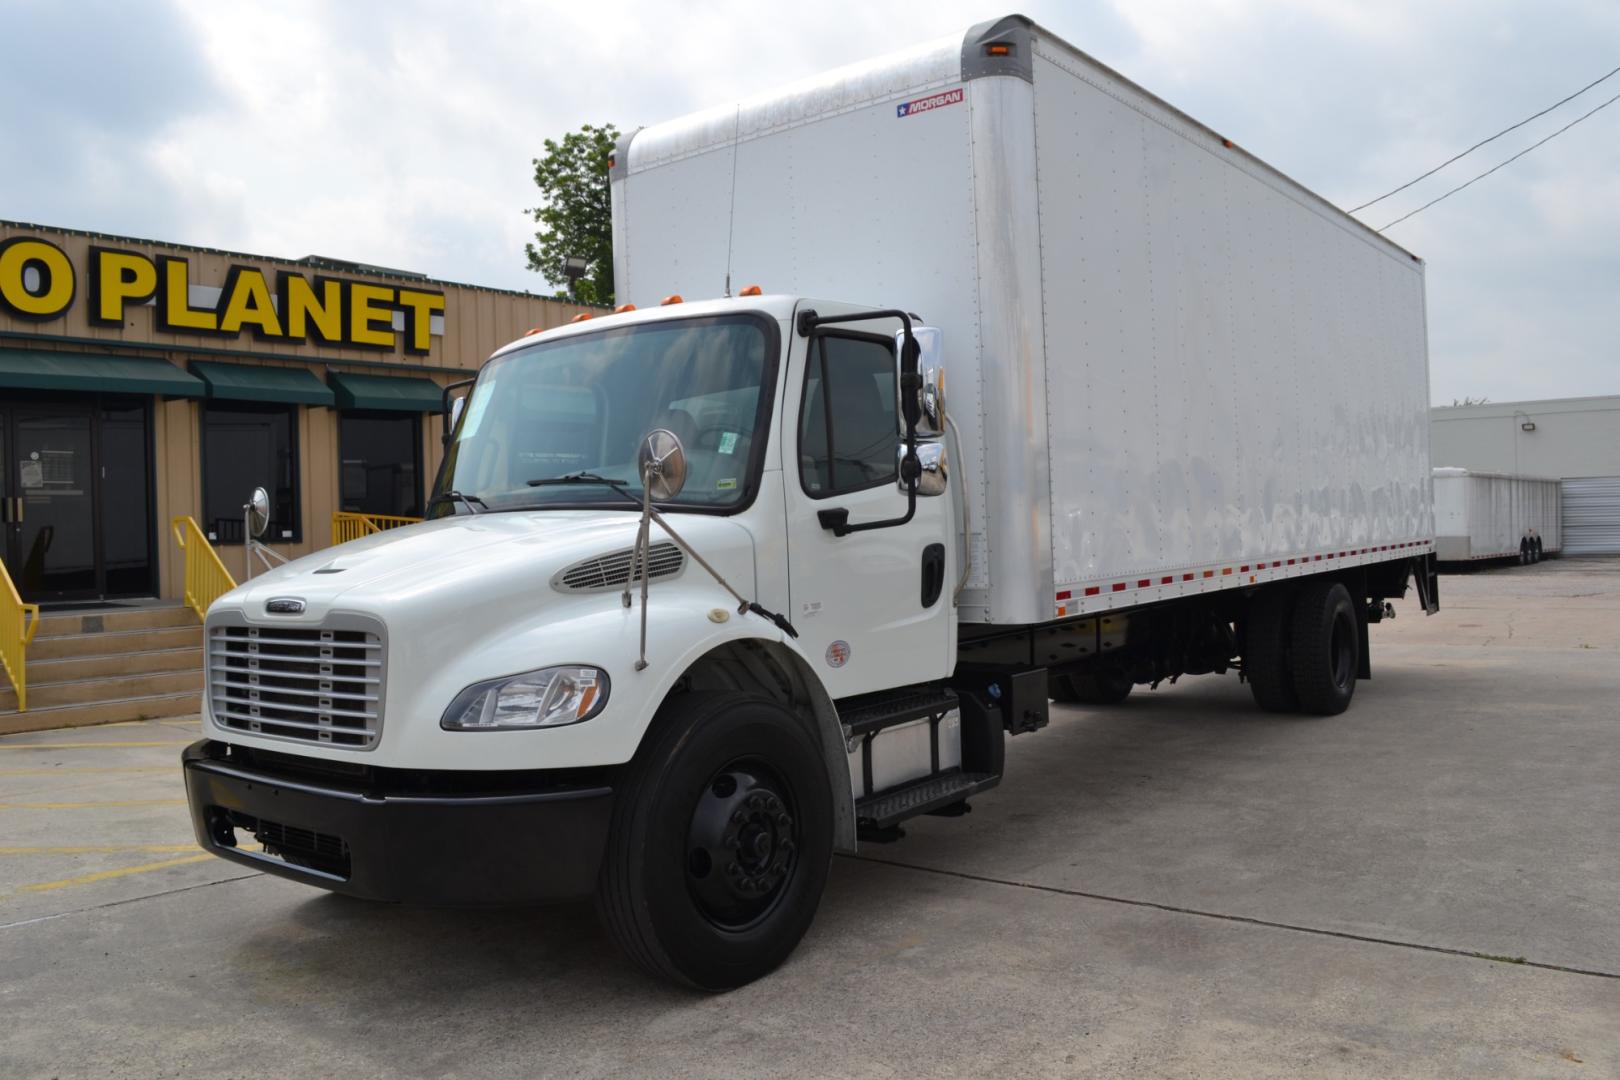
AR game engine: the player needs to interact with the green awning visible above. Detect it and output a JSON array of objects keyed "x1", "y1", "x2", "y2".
[
  {"x1": 0, "y1": 349, "x2": 205, "y2": 398},
  {"x1": 327, "y1": 370, "x2": 444, "y2": 412},
  {"x1": 189, "y1": 361, "x2": 334, "y2": 406}
]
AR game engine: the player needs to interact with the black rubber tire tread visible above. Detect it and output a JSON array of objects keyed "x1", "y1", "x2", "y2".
[
  {"x1": 1070, "y1": 671, "x2": 1133, "y2": 705},
  {"x1": 1245, "y1": 587, "x2": 1299, "y2": 712},
  {"x1": 1288, "y1": 580, "x2": 1358, "y2": 716},
  {"x1": 1049, "y1": 674, "x2": 1082, "y2": 703},
  {"x1": 596, "y1": 691, "x2": 832, "y2": 991}
]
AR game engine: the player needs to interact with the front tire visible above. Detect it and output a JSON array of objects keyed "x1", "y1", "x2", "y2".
[{"x1": 597, "y1": 692, "x2": 833, "y2": 990}]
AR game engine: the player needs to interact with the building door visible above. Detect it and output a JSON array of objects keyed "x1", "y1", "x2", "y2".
[
  {"x1": 0, "y1": 394, "x2": 155, "y2": 603},
  {"x1": 1562, "y1": 476, "x2": 1620, "y2": 556}
]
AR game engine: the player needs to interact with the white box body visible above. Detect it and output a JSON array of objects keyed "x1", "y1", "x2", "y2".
[
  {"x1": 1433, "y1": 468, "x2": 1562, "y2": 560},
  {"x1": 613, "y1": 16, "x2": 1434, "y2": 626}
]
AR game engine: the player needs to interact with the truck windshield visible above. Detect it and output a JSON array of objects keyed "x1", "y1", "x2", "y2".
[{"x1": 433, "y1": 314, "x2": 776, "y2": 514}]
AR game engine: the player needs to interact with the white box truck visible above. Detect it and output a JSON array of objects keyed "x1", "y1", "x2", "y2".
[
  {"x1": 185, "y1": 15, "x2": 1438, "y2": 989},
  {"x1": 1433, "y1": 467, "x2": 1560, "y2": 563}
]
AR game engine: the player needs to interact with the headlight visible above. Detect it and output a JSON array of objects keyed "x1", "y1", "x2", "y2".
[{"x1": 441, "y1": 666, "x2": 610, "y2": 730}]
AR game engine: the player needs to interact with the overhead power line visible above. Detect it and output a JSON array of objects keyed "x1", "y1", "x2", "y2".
[
  {"x1": 1378, "y1": 88, "x2": 1620, "y2": 231},
  {"x1": 1350, "y1": 62, "x2": 1620, "y2": 213}
]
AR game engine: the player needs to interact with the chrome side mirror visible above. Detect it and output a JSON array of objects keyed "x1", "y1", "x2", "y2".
[
  {"x1": 895, "y1": 326, "x2": 945, "y2": 437},
  {"x1": 637, "y1": 428, "x2": 687, "y2": 500},
  {"x1": 246, "y1": 486, "x2": 271, "y2": 539},
  {"x1": 897, "y1": 440, "x2": 947, "y2": 497}
]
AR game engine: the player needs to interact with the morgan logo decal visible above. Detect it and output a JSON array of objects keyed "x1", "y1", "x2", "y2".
[
  {"x1": 265, "y1": 597, "x2": 306, "y2": 615},
  {"x1": 825, "y1": 640, "x2": 851, "y2": 668},
  {"x1": 895, "y1": 88, "x2": 963, "y2": 118}
]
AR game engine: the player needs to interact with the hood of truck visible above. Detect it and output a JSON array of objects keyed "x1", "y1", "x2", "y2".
[{"x1": 214, "y1": 511, "x2": 756, "y2": 624}]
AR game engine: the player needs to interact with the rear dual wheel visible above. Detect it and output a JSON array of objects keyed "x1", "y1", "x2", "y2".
[
  {"x1": 596, "y1": 692, "x2": 833, "y2": 991},
  {"x1": 1245, "y1": 581, "x2": 1359, "y2": 716}
]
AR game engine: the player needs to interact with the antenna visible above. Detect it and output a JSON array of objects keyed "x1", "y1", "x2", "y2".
[{"x1": 723, "y1": 103, "x2": 741, "y2": 298}]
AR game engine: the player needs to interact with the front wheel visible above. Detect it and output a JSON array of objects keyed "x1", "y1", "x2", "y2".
[{"x1": 597, "y1": 692, "x2": 833, "y2": 990}]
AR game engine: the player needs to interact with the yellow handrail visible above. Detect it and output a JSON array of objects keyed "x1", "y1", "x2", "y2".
[
  {"x1": 332, "y1": 511, "x2": 422, "y2": 545},
  {"x1": 0, "y1": 559, "x2": 40, "y2": 712},
  {"x1": 171, "y1": 516, "x2": 238, "y2": 624}
]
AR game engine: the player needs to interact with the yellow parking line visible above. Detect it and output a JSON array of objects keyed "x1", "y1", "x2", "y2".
[
  {"x1": 0, "y1": 799, "x2": 186, "y2": 810},
  {"x1": 0, "y1": 844, "x2": 200, "y2": 856},
  {"x1": 19, "y1": 853, "x2": 216, "y2": 893},
  {"x1": 15, "y1": 843, "x2": 260, "y2": 894},
  {"x1": 0, "y1": 741, "x2": 190, "y2": 750},
  {"x1": 0, "y1": 766, "x2": 173, "y2": 776}
]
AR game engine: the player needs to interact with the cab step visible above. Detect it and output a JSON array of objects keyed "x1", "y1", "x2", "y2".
[
  {"x1": 855, "y1": 768, "x2": 997, "y2": 830},
  {"x1": 837, "y1": 685, "x2": 959, "y2": 737}
]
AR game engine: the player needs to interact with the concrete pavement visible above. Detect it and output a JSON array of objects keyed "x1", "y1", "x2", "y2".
[{"x1": 2, "y1": 558, "x2": 1616, "y2": 1078}]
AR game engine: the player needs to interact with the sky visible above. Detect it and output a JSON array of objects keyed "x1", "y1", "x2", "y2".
[{"x1": 1, "y1": 0, "x2": 1616, "y2": 405}]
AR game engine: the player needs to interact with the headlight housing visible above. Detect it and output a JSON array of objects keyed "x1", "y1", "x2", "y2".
[{"x1": 441, "y1": 666, "x2": 610, "y2": 731}]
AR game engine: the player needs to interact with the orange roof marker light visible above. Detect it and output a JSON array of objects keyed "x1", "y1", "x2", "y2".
[
  {"x1": 738, "y1": 285, "x2": 763, "y2": 297},
  {"x1": 984, "y1": 42, "x2": 1013, "y2": 57},
  {"x1": 522, "y1": 327, "x2": 544, "y2": 337},
  {"x1": 660, "y1": 294, "x2": 683, "y2": 306},
  {"x1": 614, "y1": 303, "x2": 637, "y2": 313},
  {"x1": 570, "y1": 313, "x2": 593, "y2": 323}
]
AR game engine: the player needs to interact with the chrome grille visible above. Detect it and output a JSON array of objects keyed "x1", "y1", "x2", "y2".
[
  {"x1": 208, "y1": 618, "x2": 384, "y2": 750},
  {"x1": 554, "y1": 542, "x2": 684, "y2": 591}
]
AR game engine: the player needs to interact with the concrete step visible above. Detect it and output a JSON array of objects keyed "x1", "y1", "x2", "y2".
[
  {"x1": 0, "y1": 668, "x2": 203, "y2": 712},
  {"x1": 33, "y1": 603, "x2": 196, "y2": 638},
  {"x1": 0, "y1": 690, "x2": 201, "y2": 736},
  {"x1": 27, "y1": 624, "x2": 203, "y2": 661},
  {"x1": 24, "y1": 646, "x2": 203, "y2": 684}
]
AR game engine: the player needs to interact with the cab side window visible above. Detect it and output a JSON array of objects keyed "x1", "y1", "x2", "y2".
[{"x1": 797, "y1": 334, "x2": 898, "y2": 497}]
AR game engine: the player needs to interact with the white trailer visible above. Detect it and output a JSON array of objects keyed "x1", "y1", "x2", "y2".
[
  {"x1": 185, "y1": 15, "x2": 1439, "y2": 990},
  {"x1": 1433, "y1": 467, "x2": 1560, "y2": 563}
]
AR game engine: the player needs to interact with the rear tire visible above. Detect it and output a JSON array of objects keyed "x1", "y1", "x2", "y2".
[
  {"x1": 1288, "y1": 581, "x2": 1359, "y2": 715},
  {"x1": 1245, "y1": 587, "x2": 1299, "y2": 712},
  {"x1": 596, "y1": 692, "x2": 833, "y2": 991}
]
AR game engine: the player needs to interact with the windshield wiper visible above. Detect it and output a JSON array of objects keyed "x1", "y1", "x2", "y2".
[
  {"x1": 527, "y1": 472, "x2": 632, "y2": 492},
  {"x1": 426, "y1": 490, "x2": 488, "y2": 514}
]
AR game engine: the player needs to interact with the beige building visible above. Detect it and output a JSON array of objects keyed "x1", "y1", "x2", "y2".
[{"x1": 0, "y1": 221, "x2": 590, "y2": 605}]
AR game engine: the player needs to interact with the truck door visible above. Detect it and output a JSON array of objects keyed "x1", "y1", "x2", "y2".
[{"x1": 782, "y1": 316, "x2": 953, "y2": 698}]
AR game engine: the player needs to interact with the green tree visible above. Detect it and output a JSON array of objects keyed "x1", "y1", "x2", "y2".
[{"x1": 525, "y1": 122, "x2": 618, "y2": 306}]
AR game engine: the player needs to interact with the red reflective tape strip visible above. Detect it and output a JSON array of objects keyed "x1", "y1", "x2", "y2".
[
  {"x1": 1137, "y1": 579, "x2": 1150, "y2": 588},
  {"x1": 1056, "y1": 590, "x2": 1072, "y2": 601},
  {"x1": 1182, "y1": 573, "x2": 1194, "y2": 581},
  {"x1": 1240, "y1": 565, "x2": 1249, "y2": 572},
  {"x1": 1161, "y1": 576, "x2": 1173, "y2": 585},
  {"x1": 1287, "y1": 559, "x2": 1296, "y2": 565},
  {"x1": 1112, "y1": 583, "x2": 1127, "y2": 592},
  {"x1": 1084, "y1": 586, "x2": 1101, "y2": 596}
]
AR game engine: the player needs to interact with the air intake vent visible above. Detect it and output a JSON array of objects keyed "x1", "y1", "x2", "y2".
[{"x1": 554, "y1": 542, "x2": 685, "y2": 591}]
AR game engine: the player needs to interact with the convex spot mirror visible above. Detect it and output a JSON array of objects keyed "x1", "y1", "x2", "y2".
[
  {"x1": 246, "y1": 486, "x2": 271, "y2": 539},
  {"x1": 638, "y1": 428, "x2": 687, "y2": 500},
  {"x1": 894, "y1": 325, "x2": 945, "y2": 437},
  {"x1": 897, "y1": 440, "x2": 948, "y2": 497}
]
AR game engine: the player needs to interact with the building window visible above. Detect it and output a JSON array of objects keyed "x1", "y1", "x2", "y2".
[
  {"x1": 797, "y1": 333, "x2": 898, "y2": 497},
  {"x1": 339, "y1": 412, "x2": 422, "y2": 518},
  {"x1": 201, "y1": 402, "x2": 300, "y2": 543}
]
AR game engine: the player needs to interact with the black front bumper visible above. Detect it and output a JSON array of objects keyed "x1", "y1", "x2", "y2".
[{"x1": 183, "y1": 740, "x2": 614, "y2": 905}]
